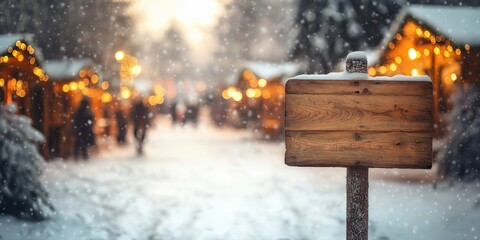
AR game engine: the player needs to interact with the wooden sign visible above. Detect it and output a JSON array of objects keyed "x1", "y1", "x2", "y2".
[
  {"x1": 285, "y1": 52, "x2": 433, "y2": 240},
  {"x1": 285, "y1": 66, "x2": 433, "y2": 169}
]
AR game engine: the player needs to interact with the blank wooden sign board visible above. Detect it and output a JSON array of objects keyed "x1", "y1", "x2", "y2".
[{"x1": 285, "y1": 52, "x2": 433, "y2": 239}]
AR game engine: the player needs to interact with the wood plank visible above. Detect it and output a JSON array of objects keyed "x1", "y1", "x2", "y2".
[
  {"x1": 286, "y1": 94, "x2": 432, "y2": 132},
  {"x1": 285, "y1": 131, "x2": 432, "y2": 168},
  {"x1": 286, "y1": 79, "x2": 432, "y2": 96}
]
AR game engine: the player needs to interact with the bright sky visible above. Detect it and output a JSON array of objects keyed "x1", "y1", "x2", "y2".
[{"x1": 129, "y1": 0, "x2": 227, "y2": 64}]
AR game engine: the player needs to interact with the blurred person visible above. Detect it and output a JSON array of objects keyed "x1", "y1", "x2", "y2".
[
  {"x1": 115, "y1": 107, "x2": 128, "y2": 145},
  {"x1": 72, "y1": 97, "x2": 95, "y2": 160},
  {"x1": 130, "y1": 97, "x2": 151, "y2": 155},
  {"x1": 170, "y1": 100, "x2": 178, "y2": 125}
]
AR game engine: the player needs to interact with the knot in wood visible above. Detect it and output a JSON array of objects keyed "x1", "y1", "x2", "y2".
[{"x1": 354, "y1": 133, "x2": 361, "y2": 141}]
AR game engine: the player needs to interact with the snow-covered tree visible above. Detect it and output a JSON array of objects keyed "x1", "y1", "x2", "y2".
[
  {"x1": 213, "y1": 0, "x2": 297, "y2": 81},
  {"x1": 292, "y1": 0, "x2": 401, "y2": 73},
  {"x1": 438, "y1": 84, "x2": 480, "y2": 181},
  {"x1": 0, "y1": 104, "x2": 54, "y2": 220}
]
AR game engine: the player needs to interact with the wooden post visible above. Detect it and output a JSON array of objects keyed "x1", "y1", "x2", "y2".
[
  {"x1": 345, "y1": 53, "x2": 369, "y2": 240},
  {"x1": 347, "y1": 168, "x2": 368, "y2": 240}
]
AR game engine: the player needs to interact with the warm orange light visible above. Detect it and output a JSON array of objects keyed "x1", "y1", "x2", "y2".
[
  {"x1": 33, "y1": 67, "x2": 44, "y2": 77},
  {"x1": 0, "y1": 79, "x2": 4, "y2": 87},
  {"x1": 242, "y1": 70, "x2": 254, "y2": 81},
  {"x1": 91, "y1": 74, "x2": 99, "y2": 84},
  {"x1": 447, "y1": 45, "x2": 453, "y2": 52},
  {"x1": 121, "y1": 87, "x2": 131, "y2": 99},
  {"x1": 227, "y1": 87, "x2": 237, "y2": 97},
  {"x1": 424, "y1": 30, "x2": 431, "y2": 38},
  {"x1": 17, "y1": 54, "x2": 24, "y2": 62},
  {"x1": 16, "y1": 80, "x2": 23, "y2": 90},
  {"x1": 434, "y1": 47, "x2": 440, "y2": 55},
  {"x1": 389, "y1": 63, "x2": 397, "y2": 72},
  {"x1": 154, "y1": 85, "x2": 166, "y2": 96},
  {"x1": 379, "y1": 66, "x2": 387, "y2": 74},
  {"x1": 148, "y1": 96, "x2": 156, "y2": 105},
  {"x1": 70, "y1": 82, "x2": 78, "y2": 90},
  {"x1": 416, "y1": 28, "x2": 423, "y2": 36},
  {"x1": 451, "y1": 73, "x2": 457, "y2": 81},
  {"x1": 62, "y1": 84, "x2": 70, "y2": 93},
  {"x1": 455, "y1": 49, "x2": 461, "y2": 55},
  {"x1": 101, "y1": 81, "x2": 109, "y2": 90},
  {"x1": 254, "y1": 89, "x2": 262, "y2": 98},
  {"x1": 408, "y1": 48, "x2": 417, "y2": 60},
  {"x1": 115, "y1": 51, "x2": 125, "y2": 61},
  {"x1": 232, "y1": 92, "x2": 242, "y2": 102},
  {"x1": 395, "y1": 33, "x2": 402, "y2": 41},
  {"x1": 131, "y1": 65, "x2": 142, "y2": 76},
  {"x1": 411, "y1": 69, "x2": 419, "y2": 76},
  {"x1": 368, "y1": 67, "x2": 376, "y2": 76},
  {"x1": 17, "y1": 89, "x2": 26, "y2": 98},
  {"x1": 29, "y1": 58, "x2": 35, "y2": 65},
  {"x1": 102, "y1": 92, "x2": 113, "y2": 103},
  {"x1": 246, "y1": 88, "x2": 256, "y2": 98},
  {"x1": 395, "y1": 56, "x2": 402, "y2": 64},
  {"x1": 388, "y1": 42, "x2": 395, "y2": 49},
  {"x1": 258, "y1": 79, "x2": 267, "y2": 87},
  {"x1": 222, "y1": 89, "x2": 230, "y2": 99},
  {"x1": 444, "y1": 51, "x2": 450, "y2": 58},
  {"x1": 78, "y1": 81, "x2": 85, "y2": 90},
  {"x1": 423, "y1": 49, "x2": 430, "y2": 56},
  {"x1": 465, "y1": 44, "x2": 471, "y2": 51},
  {"x1": 79, "y1": 70, "x2": 86, "y2": 78}
]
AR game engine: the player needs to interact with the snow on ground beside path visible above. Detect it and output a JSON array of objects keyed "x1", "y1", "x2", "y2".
[{"x1": 0, "y1": 116, "x2": 479, "y2": 240}]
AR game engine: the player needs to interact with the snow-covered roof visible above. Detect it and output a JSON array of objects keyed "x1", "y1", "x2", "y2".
[
  {"x1": 44, "y1": 59, "x2": 94, "y2": 80},
  {"x1": 244, "y1": 61, "x2": 299, "y2": 81},
  {"x1": 394, "y1": 5, "x2": 480, "y2": 47},
  {"x1": 0, "y1": 33, "x2": 45, "y2": 61}
]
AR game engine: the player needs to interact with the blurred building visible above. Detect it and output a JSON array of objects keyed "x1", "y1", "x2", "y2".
[
  {"x1": 0, "y1": 33, "x2": 50, "y2": 152},
  {"x1": 44, "y1": 59, "x2": 110, "y2": 158},
  {"x1": 363, "y1": 5, "x2": 480, "y2": 137},
  {"x1": 221, "y1": 61, "x2": 298, "y2": 140}
]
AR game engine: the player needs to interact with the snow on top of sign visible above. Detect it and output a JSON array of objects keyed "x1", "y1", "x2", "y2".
[
  {"x1": 44, "y1": 59, "x2": 94, "y2": 80},
  {"x1": 346, "y1": 51, "x2": 367, "y2": 60},
  {"x1": 290, "y1": 72, "x2": 431, "y2": 82},
  {"x1": 399, "y1": 5, "x2": 480, "y2": 47}
]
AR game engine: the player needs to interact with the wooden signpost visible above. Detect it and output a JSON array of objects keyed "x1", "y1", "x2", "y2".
[{"x1": 285, "y1": 52, "x2": 433, "y2": 240}]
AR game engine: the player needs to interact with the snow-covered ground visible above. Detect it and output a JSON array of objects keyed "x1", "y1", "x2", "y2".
[{"x1": 1, "y1": 112, "x2": 479, "y2": 240}]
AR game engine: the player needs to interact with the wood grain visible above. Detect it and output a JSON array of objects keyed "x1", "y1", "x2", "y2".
[
  {"x1": 285, "y1": 131, "x2": 432, "y2": 168},
  {"x1": 286, "y1": 94, "x2": 432, "y2": 132},
  {"x1": 285, "y1": 78, "x2": 432, "y2": 169}
]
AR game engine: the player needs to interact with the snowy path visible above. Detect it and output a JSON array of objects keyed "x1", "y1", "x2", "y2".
[{"x1": 0, "y1": 115, "x2": 479, "y2": 240}]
